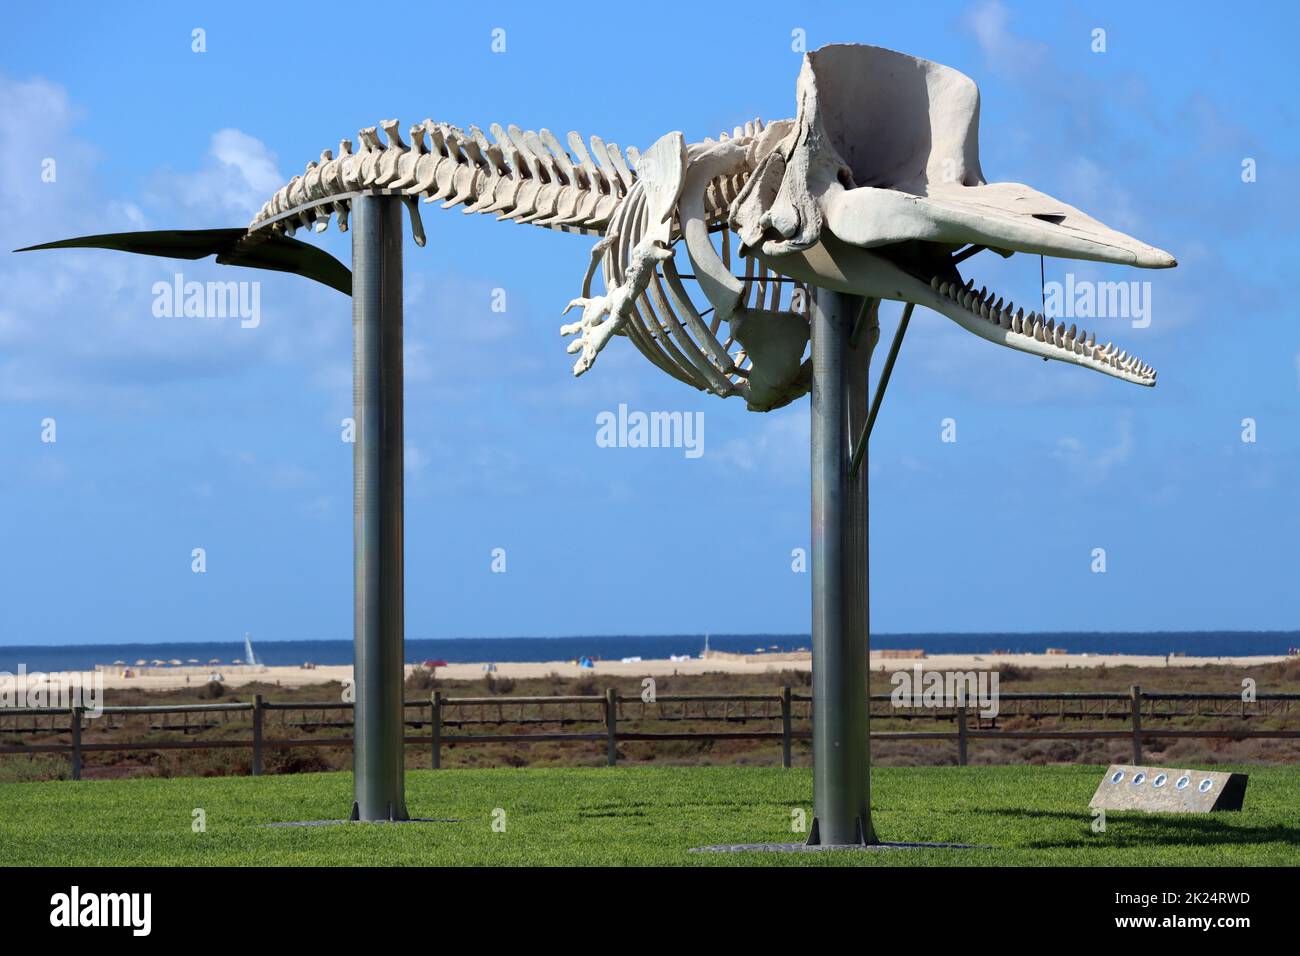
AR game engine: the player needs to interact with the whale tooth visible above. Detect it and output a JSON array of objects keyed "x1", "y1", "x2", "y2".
[
  {"x1": 999, "y1": 309, "x2": 1012, "y2": 329},
  {"x1": 978, "y1": 286, "x2": 987, "y2": 302},
  {"x1": 931, "y1": 276, "x2": 941, "y2": 289},
  {"x1": 965, "y1": 278, "x2": 975, "y2": 291},
  {"x1": 939, "y1": 281, "x2": 951, "y2": 297},
  {"x1": 1067, "y1": 324, "x2": 1077, "y2": 343},
  {"x1": 1033, "y1": 318, "x2": 1045, "y2": 341},
  {"x1": 1054, "y1": 325, "x2": 1065, "y2": 347}
]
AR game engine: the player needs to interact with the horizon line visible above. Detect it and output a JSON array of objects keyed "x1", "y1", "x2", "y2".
[{"x1": 4, "y1": 628, "x2": 1299, "y2": 650}]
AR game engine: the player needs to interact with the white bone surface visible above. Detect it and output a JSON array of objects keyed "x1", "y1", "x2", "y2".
[{"x1": 244, "y1": 44, "x2": 1173, "y2": 405}]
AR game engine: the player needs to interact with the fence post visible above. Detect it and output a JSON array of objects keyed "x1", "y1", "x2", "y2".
[
  {"x1": 431, "y1": 690, "x2": 442, "y2": 770},
  {"x1": 251, "y1": 695, "x2": 264, "y2": 777},
  {"x1": 780, "y1": 686, "x2": 792, "y2": 769},
  {"x1": 956, "y1": 704, "x2": 968, "y2": 766},
  {"x1": 69, "y1": 706, "x2": 83, "y2": 781},
  {"x1": 605, "y1": 688, "x2": 618, "y2": 767},
  {"x1": 1130, "y1": 684, "x2": 1142, "y2": 765}
]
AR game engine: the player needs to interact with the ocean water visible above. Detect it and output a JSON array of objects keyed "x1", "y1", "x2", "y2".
[{"x1": 1, "y1": 632, "x2": 1297, "y2": 673}]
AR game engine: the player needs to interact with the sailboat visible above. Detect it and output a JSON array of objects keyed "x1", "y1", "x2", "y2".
[{"x1": 244, "y1": 632, "x2": 259, "y2": 668}]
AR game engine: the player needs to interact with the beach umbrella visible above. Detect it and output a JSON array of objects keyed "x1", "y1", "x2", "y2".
[
  {"x1": 208, "y1": 659, "x2": 221, "y2": 664},
  {"x1": 135, "y1": 659, "x2": 146, "y2": 666},
  {"x1": 187, "y1": 658, "x2": 199, "y2": 664},
  {"x1": 151, "y1": 659, "x2": 164, "y2": 666},
  {"x1": 112, "y1": 660, "x2": 125, "y2": 666},
  {"x1": 233, "y1": 658, "x2": 243, "y2": 664},
  {"x1": 169, "y1": 659, "x2": 182, "y2": 666}
]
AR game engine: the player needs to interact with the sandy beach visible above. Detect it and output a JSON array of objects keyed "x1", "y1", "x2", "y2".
[{"x1": 59, "y1": 650, "x2": 1294, "y2": 692}]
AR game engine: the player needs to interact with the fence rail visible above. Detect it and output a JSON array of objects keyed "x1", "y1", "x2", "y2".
[{"x1": 3, "y1": 685, "x2": 1297, "y2": 779}]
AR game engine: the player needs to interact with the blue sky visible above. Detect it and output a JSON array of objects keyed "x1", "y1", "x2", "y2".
[{"x1": 1, "y1": 1, "x2": 1296, "y2": 646}]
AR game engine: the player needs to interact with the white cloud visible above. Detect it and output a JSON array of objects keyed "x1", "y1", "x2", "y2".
[
  {"x1": 961, "y1": 0, "x2": 1046, "y2": 73},
  {"x1": 1053, "y1": 414, "x2": 1134, "y2": 483},
  {"x1": 0, "y1": 75, "x2": 348, "y2": 408},
  {"x1": 145, "y1": 128, "x2": 284, "y2": 223},
  {"x1": 1059, "y1": 156, "x2": 1144, "y2": 235},
  {"x1": 0, "y1": 76, "x2": 97, "y2": 221},
  {"x1": 405, "y1": 442, "x2": 428, "y2": 478},
  {"x1": 710, "y1": 406, "x2": 808, "y2": 480}
]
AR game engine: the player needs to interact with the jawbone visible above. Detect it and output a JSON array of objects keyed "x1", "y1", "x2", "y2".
[{"x1": 757, "y1": 233, "x2": 1156, "y2": 387}]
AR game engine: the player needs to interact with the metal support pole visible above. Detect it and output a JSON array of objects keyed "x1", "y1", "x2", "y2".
[
  {"x1": 350, "y1": 194, "x2": 409, "y2": 822},
  {"x1": 808, "y1": 288, "x2": 874, "y2": 846}
]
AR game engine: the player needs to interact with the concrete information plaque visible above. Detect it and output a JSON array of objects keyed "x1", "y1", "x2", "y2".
[{"x1": 1089, "y1": 765, "x2": 1248, "y2": 813}]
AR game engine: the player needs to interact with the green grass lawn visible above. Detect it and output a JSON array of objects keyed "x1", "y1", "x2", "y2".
[{"x1": 1, "y1": 765, "x2": 1297, "y2": 866}]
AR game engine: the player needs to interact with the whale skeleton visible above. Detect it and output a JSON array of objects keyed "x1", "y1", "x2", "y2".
[
  {"x1": 17, "y1": 43, "x2": 1177, "y2": 841},
  {"x1": 20, "y1": 44, "x2": 1173, "y2": 413}
]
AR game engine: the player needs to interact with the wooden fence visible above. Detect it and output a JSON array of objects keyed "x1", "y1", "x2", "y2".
[{"x1": 2, "y1": 685, "x2": 1298, "y2": 779}]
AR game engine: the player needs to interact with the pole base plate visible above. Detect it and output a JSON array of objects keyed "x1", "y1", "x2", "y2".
[
  {"x1": 265, "y1": 818, "x2": 459, "y2": 827},
  {"x1": 689, "y1": 840, "x2": 980, "y2": 853}
]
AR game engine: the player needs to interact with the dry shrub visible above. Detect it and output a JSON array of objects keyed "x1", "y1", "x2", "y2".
[
  {"x1": 196, "y1": 681, "x2": 226, "y2": 700},
  {"x1": 405, "y1": 666, "x2": 438, "y2": 692}
]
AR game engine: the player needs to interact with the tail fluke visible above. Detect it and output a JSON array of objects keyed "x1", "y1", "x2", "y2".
[{"x1": 15, "y1": 228, "x2": 352, "y2": 296}]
